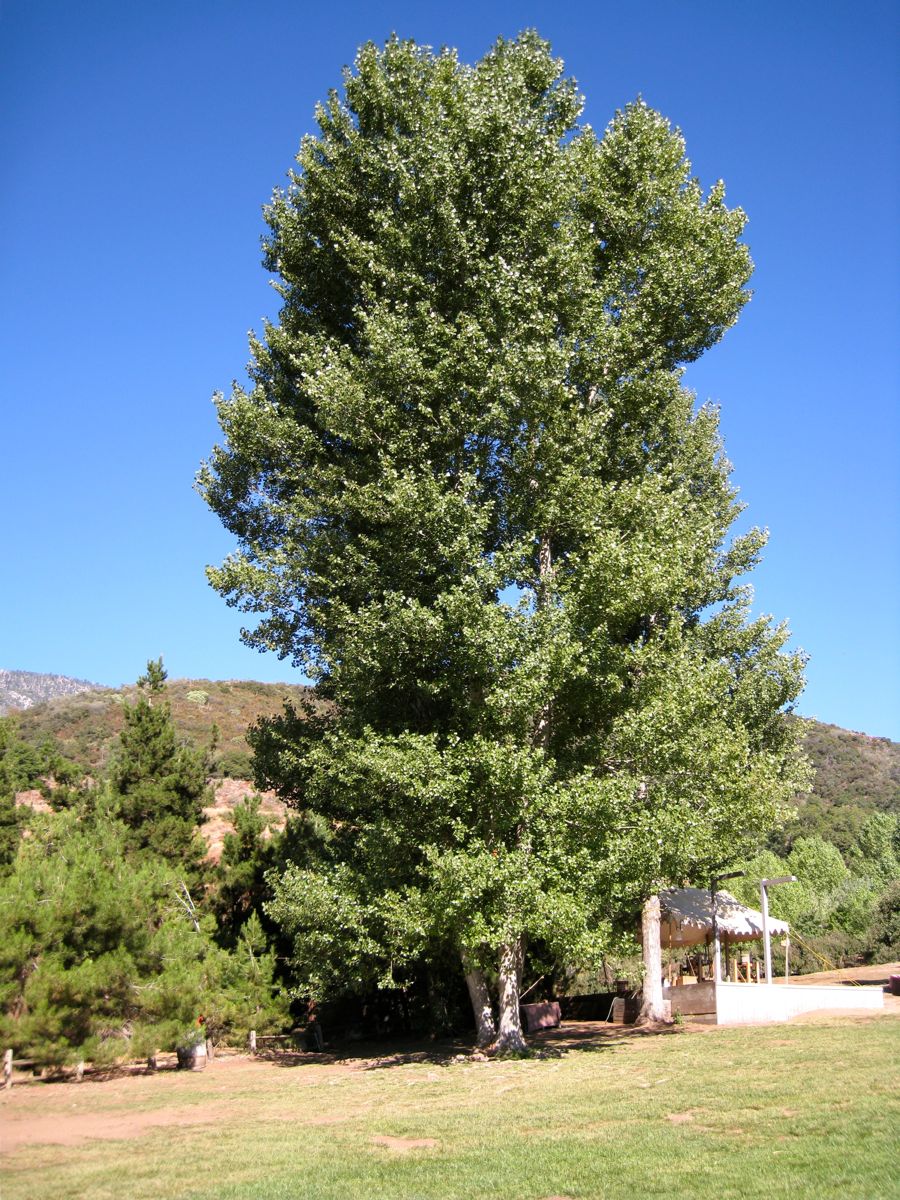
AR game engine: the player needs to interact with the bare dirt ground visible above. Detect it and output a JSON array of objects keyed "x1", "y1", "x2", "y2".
[
  {"x1": 0, "y1": 1053, "x2": 362, "y2": 1154},
  {"x1": 772, "y1": 960, "x2": 899, "y2": 988},
  {"x1": 2, "y1": 962, "x2": 896, "y2": 1156}
]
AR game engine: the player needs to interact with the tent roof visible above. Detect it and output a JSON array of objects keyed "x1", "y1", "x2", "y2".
[{"x1": 659, "y1": 887, "x2": 789, "y2": 947}]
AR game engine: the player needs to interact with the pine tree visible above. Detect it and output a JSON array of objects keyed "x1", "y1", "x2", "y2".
[
  {"x1": 110, "y1": 659, "x2": 208, "y2": 879},
  {"x1": 0, "y1": 717, "x2": 82, "y2": 871},
  {"x1": 0, "y1": 810, "x2": 289, "y2": 1065}
]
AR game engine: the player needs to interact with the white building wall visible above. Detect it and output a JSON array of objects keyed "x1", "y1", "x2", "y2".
[{"x1": 714, "y1": 981, "x2": 884, "y2": 1025}]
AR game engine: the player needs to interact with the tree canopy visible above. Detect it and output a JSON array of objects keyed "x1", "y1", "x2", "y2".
[{"x1": 199, "y1": 32, "x2": 809, "y2": 1049}]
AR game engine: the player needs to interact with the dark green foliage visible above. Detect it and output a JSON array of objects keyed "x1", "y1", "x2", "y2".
[
  {"x1": 213, "y1": 795, "x2": 272, "y2": 934},
  {"x1": 109, "y1": 659, "x2": 208, "y2": 877},
  {"x1": 0, "y1": 667, "x2": 295, "y2": 1066},
  {"x1": 0, "y1": 717, "x2": 82, "y2": 871},
  {"x1": 733, "y1": 816, "x2": 900, "y2": 970},
  {"x1": 0, "y1": 809, "x2": 290, "y2": 1065},
  {"x1": 867, "y1": 882, "x2": 900, "y2": 961},
  {"x1": 211, "y1": 794, "x2": 291, "y2": 946},
  {"x1": 202, "y1": 910, "x2": 289, "y2": 1045},
  {"x1": 0, "y1": 791, "x2": 20, "y2": 872},
  {"x1": 0, "y1": 717, "x2": 45, "y2": 793},
  {"x1": 0, "y1": 715, "x2": 79, "y2": 795},
  {"x1": 211, "y1": 794, "x2": 328, "y2": 1032},
  {"x1": 215, "y1": 747, "x2": 255, "y2": 779},
  {"x1": 0, "y1": 810, "x2": 211, "y2": 1065}
]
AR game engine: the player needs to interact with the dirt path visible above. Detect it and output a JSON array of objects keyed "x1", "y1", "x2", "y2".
[
  {"x1": 772, "y1": 961, "x2": 899, "y2": 987},
  {"x1": 0, "y1": 1053, "x2": 362, "y2": 1155},
  {"x1": 1, "y1": 1104, "x2": 232, "y2": 1151}
]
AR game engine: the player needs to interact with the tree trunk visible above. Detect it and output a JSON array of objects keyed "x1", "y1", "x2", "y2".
[
  {"x1": 461, "y1": 952, "x2": 496, "y2": 1048},
  {"x1": 495, "y1": 937, "x2": 527, "y2": 1053},
  {"x1": 638, "y1": 894, "x2": 670, "y2": 1023}
]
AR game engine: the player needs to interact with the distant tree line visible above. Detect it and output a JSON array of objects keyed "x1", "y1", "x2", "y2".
[{"x1": 731, "y1": 820, "x2": 900, "y2": 972}]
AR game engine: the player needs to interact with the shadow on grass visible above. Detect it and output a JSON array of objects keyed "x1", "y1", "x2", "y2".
[
  {"x1": 8, "y1": 1058, "x2": 181, "y2": 1089},
  {"x1": 256, "y1": 1019, "x2": 686, "y2": 1071},
  {"x1": 12, "y1": 1021, "x2": 690, "y2": 1088}
]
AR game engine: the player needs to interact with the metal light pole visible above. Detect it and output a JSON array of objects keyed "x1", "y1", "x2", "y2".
[
  {"x1": 710, "y1": 870, "x2": 745, "y2": 983},
  {"x1": 760, "y1": 876, "x2": 797, "y2": 984}
]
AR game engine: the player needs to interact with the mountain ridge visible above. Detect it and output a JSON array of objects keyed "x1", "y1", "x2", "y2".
[
  {"x1": 4, "y1": 671, "x2": 315, "y2": 781},
  {"x1": 0, "y1": 669, "x2": 104, "y2": 715}
]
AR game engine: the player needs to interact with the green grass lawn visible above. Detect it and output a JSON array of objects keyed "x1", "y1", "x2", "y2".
[{"x1": 2, "y1": 1017, "x2": 898, "y2": 1200}]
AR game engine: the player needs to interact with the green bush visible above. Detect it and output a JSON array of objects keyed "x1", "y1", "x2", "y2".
[{"x1": 0, "y1": 810, "x2": 289, "y2": 1065}]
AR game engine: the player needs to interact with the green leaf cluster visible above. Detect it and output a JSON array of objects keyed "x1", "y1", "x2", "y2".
[
  {"x1": 731, "y1": 814, "x2": 900, "y2": 969},
  {"x1": 0, "y1": 808, "x2": 289, "y2": 1065}
]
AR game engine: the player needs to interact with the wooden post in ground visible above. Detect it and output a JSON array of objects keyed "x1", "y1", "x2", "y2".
[
  {"x1": 249, "y1": 1030, "x2": 257, "y2": 1053},
  {"x1": 3, "y1": 1049, "x2": 12, "y2": 1090}
]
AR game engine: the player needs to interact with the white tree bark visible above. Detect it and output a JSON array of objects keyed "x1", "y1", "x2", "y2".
[
  {"x1": 461, "y1": 951, "x2": 496, "y2": 1048},
  {"x1": 495, "y1": 936, "x2": 527, "y2": 1053},
  {"x1": 638, "y1": 894, "x2": 670, "y2": 1023}
]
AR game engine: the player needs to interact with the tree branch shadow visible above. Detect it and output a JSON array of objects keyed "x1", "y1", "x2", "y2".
[{"x1": 258, "y1": 1019, "x2": 685, "y2": 1071}]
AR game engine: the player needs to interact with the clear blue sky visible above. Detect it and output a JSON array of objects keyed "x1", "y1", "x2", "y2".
[{"x1": 2, "y1": 1, "x2": 898, "y2": 738}]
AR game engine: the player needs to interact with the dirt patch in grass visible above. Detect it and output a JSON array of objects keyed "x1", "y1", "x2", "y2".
[
  {"x1": 1, "y1": 1104, "x2": 231, "y2": 1151},
  {"x1": 666, "y1": 1109, "x2": 698, "y2": 1124},
  {"x1": 371, "y1": 1135, "x2": 438, "y2": 1152}
]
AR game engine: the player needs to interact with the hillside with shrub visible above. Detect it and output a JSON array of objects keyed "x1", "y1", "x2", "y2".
[
  {"x1": 770, "y1": 721, "x2": 900, "y2": 857},
  {"x1": 6, "y1": 676, "x2": 897, "y2": 823},
  {"x1": 10, "y1": 675, "x2": 316, "y2": 781}
]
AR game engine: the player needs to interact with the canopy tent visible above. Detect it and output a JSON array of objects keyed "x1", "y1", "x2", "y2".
[{"x1": 659, "y1": 887, "x2": 789, "y2": 948}]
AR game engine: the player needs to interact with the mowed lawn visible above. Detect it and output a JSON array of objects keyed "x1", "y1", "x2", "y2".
[{"x1": 2, "y1": 1015, "x2": 898, "y2": 1200}]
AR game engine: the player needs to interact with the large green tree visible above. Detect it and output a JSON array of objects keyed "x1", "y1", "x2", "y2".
[{"x1": 200, "y1": 33, "x2": 808, "y2": 1049}]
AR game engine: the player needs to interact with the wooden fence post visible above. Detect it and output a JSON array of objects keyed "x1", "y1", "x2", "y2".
[
  {"x1": 3, "y1": 1049, "x2": 12, "y2": 1090},
  {"x1": 249, "y1": 1030, "x2": 257, "y2": 1053}
]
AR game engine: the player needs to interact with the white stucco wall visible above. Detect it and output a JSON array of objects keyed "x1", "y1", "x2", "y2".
[{"x1": 714, "y1": 981, "x2": 884, "y2": 1025}]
